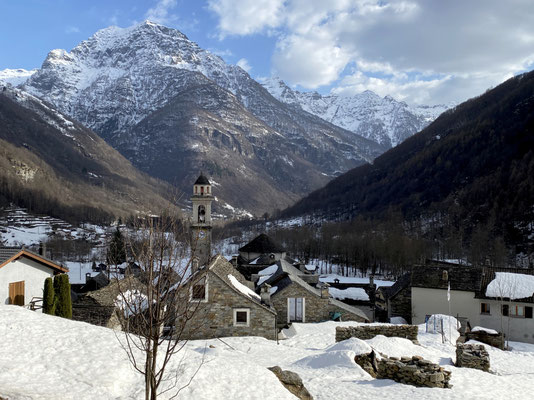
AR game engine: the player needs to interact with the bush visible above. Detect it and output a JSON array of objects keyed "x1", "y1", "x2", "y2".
[
  {"x1": 43, "y1": 277, "x2": 55, "y2": 315},
  {"x1": 53, "y1": 274, "x2": 72, "y2": 319}
]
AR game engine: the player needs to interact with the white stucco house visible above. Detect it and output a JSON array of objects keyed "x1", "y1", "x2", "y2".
[
  {"x1": 407, "y1": 261, "x2": 534, "y2": 344},
  {"x1": 0, "y1": 247, "x2": 68, "y2": 310}
]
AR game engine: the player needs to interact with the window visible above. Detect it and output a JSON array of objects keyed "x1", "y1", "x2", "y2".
[
  {"x1": 526, "y1": 306, "x2": 533, "y2": 319},
  {"x1": 480, "y1": 303, "x2": 490, "y2": 314},
  {"x1": 502, "y1": 304, "x2": 509, "y2": 316},
  {"x1": 233, "y1": 308, "x2": 250, "y2": 326},
  {"x1": 510, "y1": 305, "x2": 525, "y2": 317},
  {"x1": 201, "y1": 186, "x2": 204, "y2": 195},
  {"x1": 198, "y1": 205, "x2": 206, "y2": 223},
  {"x1": 190, "y1": 277, "x2": 207, "y2": 302},
  {"x1": 194, "y1": 186, "x2": 197, "y2": 194}
]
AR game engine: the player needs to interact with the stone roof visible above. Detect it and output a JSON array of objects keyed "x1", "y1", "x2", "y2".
[
  {"x1": 194, "y1": 174, "x2": 210, "y2": 185},
  {"x1": 192, "y1": 255, "x2": 276, "y2": 313},
  {"x1": 0, "y1": 246, "x2": 68, "y2": 273},
  {"x1": 239, "y1": 234, "x2": 286, "y2": 254},
  {"x1": 411, "y1": 263, "x2": 483, "y2": 292},
  {"x1": 478, "y1": 267, "x2": 534, "y2": 303},
  {"x1": 384, "y1": 272, "x2": 411, "y2": 299},
  {"x1": 84, "y1": 276, "x2": 144, "y2": 306}
]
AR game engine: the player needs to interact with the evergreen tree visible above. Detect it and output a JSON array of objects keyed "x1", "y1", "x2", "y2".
[
  {"x1": 108, "y1": 227, "x2": 126, "y2": 266},
  {"x1": 43, "y1": 277, "x2": 55, "y2": 315},
  {"x1": 54, "y1": 274, "x2": 72, "y2": 319}
]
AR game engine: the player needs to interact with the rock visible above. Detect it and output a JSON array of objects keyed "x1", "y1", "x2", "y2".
[{"x1": 269, "y1": 366, "x2": 313, "y2": 400}]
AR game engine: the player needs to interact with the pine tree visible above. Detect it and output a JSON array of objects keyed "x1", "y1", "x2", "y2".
[
  {"x1": 43, "y1": 277, "x2": 55, "y2": 315},
  {"x1": 107, "y1": 227, "x2": 126, "y2": 266},
  {"x1": 54, "y1": 274, "x2": 72, "y2": 319}
]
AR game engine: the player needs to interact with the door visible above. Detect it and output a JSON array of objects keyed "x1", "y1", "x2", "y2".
[
  {"x1": 288, "y1": 297, "x2": 304, "y2": 322},
  {"x1": 9, "y1": 281, "x2": 25, "y2": 306}
]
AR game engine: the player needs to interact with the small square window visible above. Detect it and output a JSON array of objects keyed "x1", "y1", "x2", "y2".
[
  {"x1": 233, "y1": 308, "x2": 250, "y2": 327},
  {"x1": 190, "y1": 277, "x2": 207, "y2": 302},
  {"x1": 525, "y1": 306, "x2": 533, "y2": 319},
  {"x1": 481, "y1": 303, "x2": 490, "y2": 314}
]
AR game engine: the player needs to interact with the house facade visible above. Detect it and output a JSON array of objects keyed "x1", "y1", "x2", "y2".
[
  {"x1": 176, "y1": 255, "x2": 277, "y2": 340},
  {"x1": 0, "y1": 247, "x2": 68, "y2": 309},
  {"x1": 259, "y1": 260, "x2": 369, "y2": 327},
  {"x1": 399, "y1": 261, "x2": 534, "y2": 344}
]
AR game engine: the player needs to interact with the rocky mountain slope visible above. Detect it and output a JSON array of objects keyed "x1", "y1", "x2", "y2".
[
  {"x1": 0, "y1": 69, "x2": 36, "y2": 86},
  {"x1": 282, "y1": 70, "x2": 534, "y2": 245},
  {"x1": 262, "y1": 77, "x2": 450, "y2": 148},
  {"x1": 0, "y1": 84, "x2": 177, "y2": 223},
  {"x1": 21, "y1": 21, "x2": 385, "y2": 215}
]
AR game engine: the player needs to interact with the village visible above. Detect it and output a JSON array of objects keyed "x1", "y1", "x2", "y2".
[{"x1": 2, "y1": 174, "x2": 534, "y2": 399}]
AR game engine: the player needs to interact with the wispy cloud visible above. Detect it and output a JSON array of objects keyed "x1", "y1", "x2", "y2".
[
  {"x1": 145, "y1": 0, "x2": 178, "y2": 24},
  {"x1": 236, "y1": 58, "x2": 252, "y2": 72},
  {"x1": 65, "y1": 26, "x2": 80, "y2": 34}
]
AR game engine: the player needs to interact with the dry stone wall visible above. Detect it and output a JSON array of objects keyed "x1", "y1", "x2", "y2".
[
  {"x1": 465, "y1": 330, "x2": 504, "y2": 349},
  {"x1": 376, "y1": 355, "x2": 452, "y2": 388},
  {"x1": 456, "y1": 344, "x2": 490, "y2": 371},
  {"x1": 336, "y1": 325, "x2": 419, "y2": 343}
]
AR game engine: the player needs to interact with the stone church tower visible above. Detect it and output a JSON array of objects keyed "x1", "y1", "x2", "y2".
[{"x1": 191, "y1": 173, "x2": 213, "y2": 266}]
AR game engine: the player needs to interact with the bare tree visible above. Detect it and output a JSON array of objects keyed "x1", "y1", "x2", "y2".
[{"x1": 113, "y1": 210, "x2": 203, "y2": 400}]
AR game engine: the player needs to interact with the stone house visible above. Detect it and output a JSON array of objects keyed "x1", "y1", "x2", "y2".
[
  {"x1": 72, "y1": 276, "x2": 144, "y2": 329},
  {"x1": 258, "y1": 259, "x2": 369, "y2": 327},
  {"x1": 380, "y1": 272, "x2": 412, "y2": 323},
  {"x1": 236, "y1": 233, "x2": 302, "y2": 280},
  {"x1": 175, "y1": 255, "x2": 277, "y2": 340},
  {"x1": 0, "y1": 246, "x2": 68, "y2": 310}
]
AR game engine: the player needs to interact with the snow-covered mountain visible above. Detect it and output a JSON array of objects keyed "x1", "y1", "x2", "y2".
[
  {"x1": 21, "y1": 21, "x2": 385, "y2": 215},
  {"x1": 261, "y1": 77, "x2": 450, "y2": 148},
  {"x1": 0, "y1": 68, "x2": 37, "y2": 86}
]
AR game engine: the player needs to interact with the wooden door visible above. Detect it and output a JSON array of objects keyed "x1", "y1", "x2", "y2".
[
  {"x1": 9, "y1": 281, "x2": 25, "y2": 306},
  {"x1": 288, "y1": 297, "x2": 304, "y2": 322}
]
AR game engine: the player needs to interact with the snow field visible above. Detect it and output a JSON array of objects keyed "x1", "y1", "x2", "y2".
[{"x1": 1, "y1": 306, "x2": 534, "y2": 399}]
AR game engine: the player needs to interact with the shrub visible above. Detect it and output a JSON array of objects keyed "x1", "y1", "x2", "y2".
[
  {"x1": 54, "y1": 274, "x2": 72, "y2": 319},
  {"x1": 43, "y1": 277, "x2": 55, "y2": 315}
]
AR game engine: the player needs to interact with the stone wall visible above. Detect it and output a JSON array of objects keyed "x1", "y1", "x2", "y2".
[
  {"x1": 376, "y1": 355, "x2": 451, "y2": 388},
  {"x1": 179, "y1": 270, "x2": 277, "y2": 340},
  {"x1": 336, "y1": 325, "x2": 419, "y2": 343},
  {"x1": 72, "y1": 297, "x2": 121, "y2": 329},
  {"x1": 455, "y1": 344, "x2": 490, "y2": 371},
  {"x1": 465, "y1": 330, "x2": 504, "y2": 349},
  {"x1": 271, "y1": 283, "x2": 330, "y2": 325},
  {"x1": 389, "y1": 286, "x2": 412, "y2": 323},
  {"x1": 268, "y1": 366, "x2": 313, "y2": 400}
]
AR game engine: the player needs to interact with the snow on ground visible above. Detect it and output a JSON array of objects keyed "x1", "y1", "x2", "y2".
[
  {"x1": 2, "y1": 306, "x2": 534, "y2": 399},
  {"x1": 486, "y1": 272, "x2": 534, "y2": 299}
]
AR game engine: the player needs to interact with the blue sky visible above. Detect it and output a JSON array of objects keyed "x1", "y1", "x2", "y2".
[{"x1": 2, "y1": 0, "x2": 534, "y2": 105}]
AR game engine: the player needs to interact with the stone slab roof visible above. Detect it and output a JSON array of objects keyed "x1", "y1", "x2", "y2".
[
  {"x1": 411, "y1": 263, "x2": 483, "y2": 292},
  {"x1": 194, "y1": 174, "x2": 210, "y2": 185},
  {"x1": 478, "y1": 267, "x2": 534, "y2": 303},
  {"x1": 239, "y1": 234, "x2": 285, "y2": 254}
]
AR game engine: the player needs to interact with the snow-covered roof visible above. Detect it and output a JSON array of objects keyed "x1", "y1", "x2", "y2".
[
  {"x1": 228, "y1": 274, "x2": 261, "y2": 301},
  {"x1": 485, "y1": 272, "x2": 534, "y2": 300},
  {"x1": 328, "y1": 287, "x2": 369, "y2": 302}
]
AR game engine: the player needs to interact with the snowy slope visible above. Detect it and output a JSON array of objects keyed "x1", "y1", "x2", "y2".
[
  {"x1": 261, "y1": 77, "x2": 451, "y2": 148},
  {"x1": 2, "y1": 305, "x2": 534, "y2": 399},
  {"x1": 0, "y1": 68, "x2": 36, "y2": 86}
]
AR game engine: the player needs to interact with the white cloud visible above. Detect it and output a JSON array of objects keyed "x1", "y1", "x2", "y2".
[
  {"x1": 208, "y1": 0, "x2": 285, "y2": 37},
  {"x1": 65, "y1": 26, "x2": 80, "y2": 34},
  {"x1": 236, "y1": 58, "x2": 252, "y2": 72},
  {"x1": 145, "y1": 0, "x2": 178, "y2": 24},
  {"x1": 210, "y1": 0, "x2": 534, "y2": 104}
]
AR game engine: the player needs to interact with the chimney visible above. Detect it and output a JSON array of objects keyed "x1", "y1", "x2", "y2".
[
  {"x1": 320, "y1": 282, "x2": 330, "y2": 299},
  {"x1": 369, "y1": 275, "x2": 375, "y2": 287},
  {"x1": 38, "y1": 242, "x2": 43, "y2": 256},
  {"x1": 260, "y1": 284, "x2": 271, "y2": 306},
  {"x1": 231, "y1": 255, "x2": 238, "y2": 267},
  {"x1": 85, "y1": 273, "x2": 91, "y2": 283}
]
